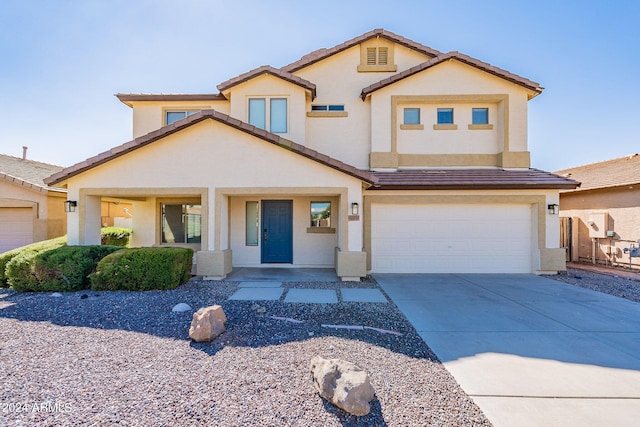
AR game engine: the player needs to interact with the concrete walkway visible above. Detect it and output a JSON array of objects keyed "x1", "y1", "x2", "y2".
[{"x1": 375, "y1": 274, "x2": 640, "y2": 427}]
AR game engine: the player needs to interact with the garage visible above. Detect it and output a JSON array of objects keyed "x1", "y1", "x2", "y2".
[
  {"x1": 0, "y1": 207, "x2": 34, "y2": 253},
  {"x1": 371, "y1": 203, "x2": 533, "y2": 273}
]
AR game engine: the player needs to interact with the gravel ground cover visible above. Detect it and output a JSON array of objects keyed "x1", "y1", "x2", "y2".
[
  {"x1": 550, "y1": 267, "x2": 640, "y2": 303},
  {"x1": 0, "y1": 278, "x2": 490, "y2": 427}
]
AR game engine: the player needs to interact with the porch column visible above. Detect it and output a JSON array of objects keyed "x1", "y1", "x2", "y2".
[
  {"x1": 81, "y1": 195, "x2": 101, "y2": 245},
  {"x1": 198, "y1": 188, "x2": 232, "y2": 280},
  {"x1": 336, "y1": 188, "x2": 366, "y2": 281}
]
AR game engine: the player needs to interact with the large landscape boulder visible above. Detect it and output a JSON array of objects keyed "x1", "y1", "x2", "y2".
[
  {"x1": 189, "y1": 305, "x2": 227, "y2": 342},
  {"x1": 309, "y1": 356, "x2": 375, "y2": 416}
]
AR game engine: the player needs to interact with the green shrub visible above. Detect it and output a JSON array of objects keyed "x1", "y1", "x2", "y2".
[
  {"x1": 8, "y1": 245, "x2": 122, "y2": 292},
  {"x1": 90, "y1": 247, "x2": 193, "y2": 291},
  {"x1": 1, "y1": 237, "x2": 66, "y2": 287},
  {"x1": 101, "y1": 227, "x2": 132, "y2": 247}
]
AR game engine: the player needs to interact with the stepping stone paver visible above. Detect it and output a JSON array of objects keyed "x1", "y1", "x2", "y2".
[
  {"x1": 238, "y1": 281, "x2": 283, "y2": 288},
  {"x1": 284, "y1": 289, "x2": 338, "y2": 304},
  {"x1": 229, "y1": 288, "x2": 284, "y2": 301},
  {"x1": 341, "y1": 288, "x2": 388, "y2": 303}
]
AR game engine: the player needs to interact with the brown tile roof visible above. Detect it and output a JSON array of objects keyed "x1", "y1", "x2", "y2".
[
  {"x1": 0, "y1": 154, "x2": 66, "y2": 193},
  {"x1": 554, "y1": 153, "x2": 640, "y2": 192},
  {"x1": 369, "y1": 168, "x2": 579, "y2": 190},
  {"x1": 116, "y1": 93, "x2": 227, "y2": 106},
  {"x1": 45, "y1": 110, "x2": 376, "y2": 186},
  {"x1": 217, "y1": 66, "x2": 317, "y2": 99},
  {"x1": 282, "y1": 28, "x2": 442, "y2": 73},
  {"x1": 361, "y1": 51, "x2": 544, "y2": 100}
]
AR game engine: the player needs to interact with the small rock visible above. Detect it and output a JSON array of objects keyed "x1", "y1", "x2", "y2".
[
  {"x1": 172, "y1": 303, "x2": 193, "y2": 313},
  {"x1": 51, "y1": 293, "x2": 63, "y2": 298},
  {"x1": 308, "y1": 332, "x2": 314, "y2": 337},
  {"x1": 251, "y1": 304, "x2": 266, "y2": 314},
  {"x1": 189, "y1": 305, "x2": 227, "y2": 342},
  {"x1": 309, "y1": 356, "x2": 375, "y2": 416},
  {"x1": 80, "y1": 294, "x2": 88, "y2": 299}
]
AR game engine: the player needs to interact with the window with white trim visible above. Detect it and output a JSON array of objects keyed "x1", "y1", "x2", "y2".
[
  {"x1": 166, "y1": 110, "x2": 198, "y2": 125},
  {"x1": 248, "y1": 98, "x2": 287, "y2": 133}
]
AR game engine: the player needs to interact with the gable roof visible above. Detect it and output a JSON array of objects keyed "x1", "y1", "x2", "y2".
[
  {"x1": 361, "y1": 51, "x2": 544, "y2": 100},
  {"x1": 116, "y1": 93, "x2": 226, "y2": 107},
  {"x1": 554, "y1": 153, "x2": 640, "y2": 192},
  {"x1": 0, "y1": 154, "x2": 66, "y2": 194},
  {"x1": 282, "y1": 28, "x2": 442, "y2": 73},
  {"x1": 217, "y1": 65, "x2": 317, "y2": 99},
  {"x1": 45, "y1": 110, "x2": 376, "y2": 186},
  {"x1": 370, "y1": 168, "x2": 579, "y2": 190}
]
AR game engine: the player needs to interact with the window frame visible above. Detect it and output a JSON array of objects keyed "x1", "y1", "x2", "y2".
[
  {"x1": 160, "y1": 202, "x2": 202, "y2": 245},
  {"x1": 309, "y1": 201, "x2": 332, "y2": 228},
  {"x1": 472, "y1": 108, "x2": 489, "y2": 125},
  {"x1": 245, "y1": 201, "x2": 259, "y2": 246},
  {"x1": 248, "y1": 97, "x2": 288, "y2": 133},
  {"x1": 165, "y1": 110, "x2": 199, "y2": 126},
  {"x1": 437, "y1": 108, "x2": 454, "y2": 124}
]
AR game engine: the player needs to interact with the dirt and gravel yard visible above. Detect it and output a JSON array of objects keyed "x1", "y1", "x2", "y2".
[
  {"x1": 550, "y1": 266, "x2": 640, "y2": 303},
  {"x1": 1, "y1": 267, "x2": 637, "y2": 426},
  {"x1": 0, "y1": 279, "x2": 489, "y2": 427}
]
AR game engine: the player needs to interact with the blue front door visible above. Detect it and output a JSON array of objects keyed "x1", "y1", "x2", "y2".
[{"x1": 261, "y1": 200, "x2": 293, "y2": 263}]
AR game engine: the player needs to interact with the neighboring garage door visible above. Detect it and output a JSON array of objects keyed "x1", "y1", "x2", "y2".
[
  {"x1": 371, "y1": 204, "x2": 533, "y2": 273},
  {"x1": 0, "y1": 208, "x2": 33, "y2": 253}
]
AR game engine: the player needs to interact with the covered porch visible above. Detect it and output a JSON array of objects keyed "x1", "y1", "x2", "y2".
[{"x1": 68, "y1": 186, "x2": 366, "y2": 281}]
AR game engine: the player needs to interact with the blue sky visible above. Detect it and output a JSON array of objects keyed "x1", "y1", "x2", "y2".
[{"x1": 0, "y1": 0, "x2": 638, "y2": 172}]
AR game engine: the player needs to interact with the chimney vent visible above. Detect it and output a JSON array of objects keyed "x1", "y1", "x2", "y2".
[{"x1": 22, "y1": 146, "x2": 28, "y2": 160}]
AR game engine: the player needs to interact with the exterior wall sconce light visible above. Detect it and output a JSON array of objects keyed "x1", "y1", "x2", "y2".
[
  {"x1": 64, "y1": 200, "x2": 78, "y2": 213},
  {"x1": 351, "y1": 202, "x2": 359, "y2": 216},
  {"x1": 547, "y1": 204, "x2": 559, "y2": 215}
]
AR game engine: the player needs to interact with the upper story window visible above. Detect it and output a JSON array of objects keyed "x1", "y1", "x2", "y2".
[
  {"x1": 307, "y1": 104, "x2": 348, "y2": 118},
  {"x1": 311, "y1": 105, "x2": 345, "y2": 111},
  {"x1": 437, "y1": 108, "x2": 454, "y2": 124},
  {"x1": 249, "y1": 98, "x2": 287, "y2": 133},
  {"x1": 434, "y1": 108, "x2": 457, "y2": 130},
  {"x1": 403, "y1": 108, "x2": 420, "y2": 125},
  {"x1": 166, "y1": 110, "x2": 198, "y2": 125},
  {"x1": 472, "y1": 108, "x2": 489, "y2": 124}
]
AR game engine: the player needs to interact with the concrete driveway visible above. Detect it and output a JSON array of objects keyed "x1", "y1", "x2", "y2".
[{"x1": 375, "y1": 274, "x2": 640, "y2": 427}]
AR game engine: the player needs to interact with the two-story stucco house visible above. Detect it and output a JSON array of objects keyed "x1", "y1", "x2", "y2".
[{"x1": 45, "y1": 29, "x2": 578, "y2": 280}]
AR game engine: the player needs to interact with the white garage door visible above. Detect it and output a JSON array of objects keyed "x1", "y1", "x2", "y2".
[
  {"x1": 0, "y1": 208, "x2": 34, "y2": 253},
  {"x1": 371, "y1": 204, "x2": 533, "y2": 273}
]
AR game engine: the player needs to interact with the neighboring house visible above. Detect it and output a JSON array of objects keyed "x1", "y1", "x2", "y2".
[
  {"x1": 555, "y1": 153, "x2": 640, "y2": 271},
  {"x1": 0, "y1": 152, "x2": 67, "y2": 253},
  {"x1": 45, "y1": 29, "x2": 577, "y2": 280}
]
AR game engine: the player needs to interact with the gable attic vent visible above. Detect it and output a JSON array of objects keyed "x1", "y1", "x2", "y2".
[
  {"x1": 367, "y1": 48, "x2": 377, "y2": 65},
  {"x1": 378, "y1": 47, "x2": 388, "y2": 65}
]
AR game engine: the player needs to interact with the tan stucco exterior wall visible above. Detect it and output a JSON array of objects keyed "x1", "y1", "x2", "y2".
[
  {"x1": 130, "y1": 100, "x2": 230, "y2": 138},
  {"x1": 369, "y1": 61, "x2": 532, "y2": 169},
  {"x1": 225, "y1": 74, "x2": 307, "y2": 145},
  {"x1": 295, "y1": 44, "x2": 432, "y2": 170},
  {"x1": 560, "y1": 187, "x2": 640, "y2": 269},
  {"x1": 64, "y1": 119, "x2": 364, "y2": 266}
]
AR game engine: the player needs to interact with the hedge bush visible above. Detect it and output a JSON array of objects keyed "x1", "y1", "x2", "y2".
[
  {"x1": 90, "y1": 247, "x2": 193, "y2": 291},
  {"x1": 0, "y1": 237, "x2": 66, "y2": 287},
  {"x1": 7, "y1": 245, "x2": 122, "y2": 292},
  {"x1": 100, "y1": 227, "x2": 132, "y2": 247}
]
